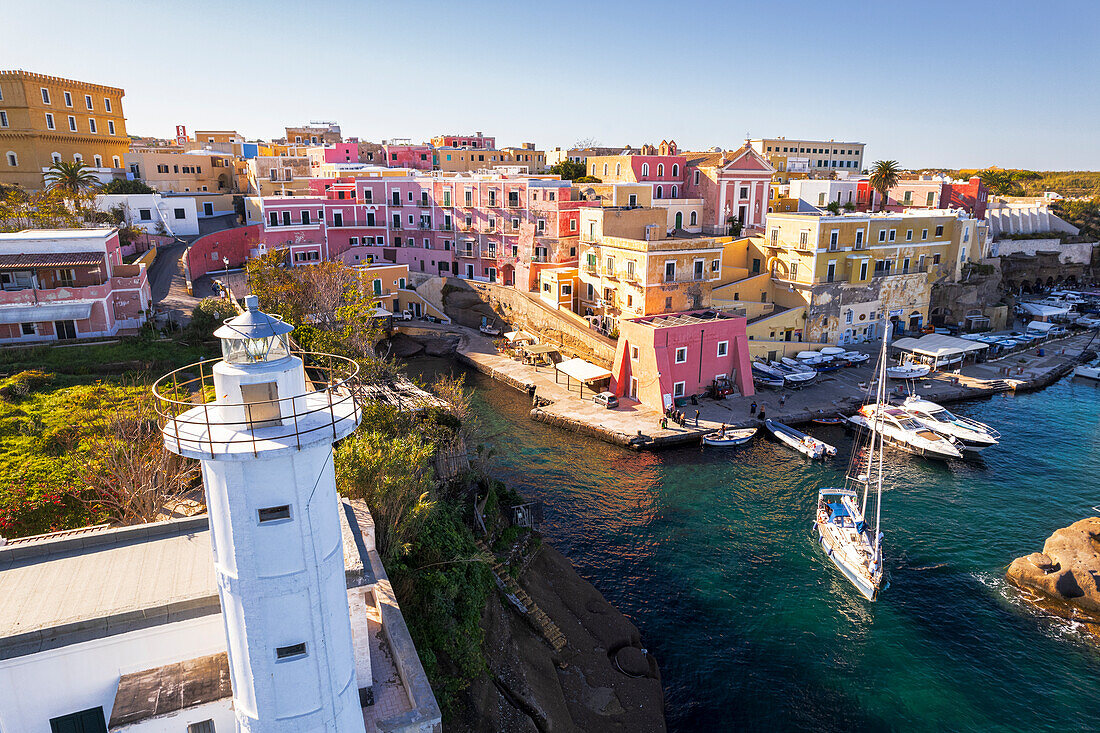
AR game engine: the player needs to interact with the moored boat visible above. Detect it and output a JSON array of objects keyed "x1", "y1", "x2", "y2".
[
  {"x1": 1074, "y1": 360, "x2": 1100, "y2": 381},
  {"x1": 764, "y1": 419, "x2": 836, "y2": 459},
  {"x1": 886, "y1": 364, "x2": 931, "y2": 380},
  {"x1": 848, "y1": 404, "x2": 963, "y2": 459},
  {"x1": 899, "y1": 396, "x2": 999, "y2": 452},
  {"x1": 702, "y1": 427, "x2": 757, "y2": 446},
  {"x1": 842, "y1": 351, "x2": 870, "y2": 365}
]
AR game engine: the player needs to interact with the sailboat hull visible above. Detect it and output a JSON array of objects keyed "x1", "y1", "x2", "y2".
[{"x1": 817, "y1": 531, "x2": 879, "y2": 601}]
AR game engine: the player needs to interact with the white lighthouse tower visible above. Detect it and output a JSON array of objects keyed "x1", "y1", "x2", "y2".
[{"x1": 158, "y1": 295, "x2": 366, "y2": 732}]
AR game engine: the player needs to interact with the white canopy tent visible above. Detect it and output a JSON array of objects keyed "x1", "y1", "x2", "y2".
[
  {"x1": 554, "y1": 357, "x2": 613, "y2": 396},
  {"x1": 892, "y1": 333, "x2": 989, "y2": 369},
  {"x1": 1017, "y1": 302, "x2": 1070, "y2": 321}
]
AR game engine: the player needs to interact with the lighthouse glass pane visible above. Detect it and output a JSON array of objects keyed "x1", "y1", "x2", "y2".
[{"x1": 222, "y1": 333, "x2": 290, "y2": 364}]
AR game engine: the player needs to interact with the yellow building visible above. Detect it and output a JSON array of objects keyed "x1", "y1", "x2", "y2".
[
  {"x1": 247, "y1": 155, "x2": 312, "y2": 196},
  {"x1": 756, "y1": 210, "x2": 983, "y2": 345},
  {"x1": 435, "y1": 143, "x2": 546, "y2": 173},
  {"x1": 576, "y1": 207, "x2": 729, "y2": 332},
  {"x1": 124, "y1": 150, "x2": 238, "y2": 193},
  {"x1": 749, "y1": 137, "x2": 865, "y2": 179},
  {"x1": 0, "y1": 70, "x2": 129, "y2": 189}
]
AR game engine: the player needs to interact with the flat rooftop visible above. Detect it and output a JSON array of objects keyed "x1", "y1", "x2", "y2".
[
  {"x1": 632, "y1": 309, "x2": 740, "y2": 328},
  {"x1": 0, "y1": 516, "x2": 217, "y2": 659}
]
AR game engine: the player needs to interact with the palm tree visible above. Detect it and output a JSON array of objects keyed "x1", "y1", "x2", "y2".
[
  {"x1": 43, "y1": 161, "x2": 101, "y2": 214},
  {"x1": 868, "y1": 160, "x2": 901, "y2": 212}
]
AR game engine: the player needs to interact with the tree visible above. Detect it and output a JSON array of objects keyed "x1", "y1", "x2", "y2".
[
  {"x1": 574, "y1": 175, "x2": 602, "y2": 184},
  {"x1": 548, "y1": 159, "x2": 588, "y2": 181},
  {"x1": 572, "y1": 137, "x2": 600, "y2": 149},
  {"x1": 101, "y1": 178, "x2": 155, "y2": 194},
  {"x1": 43, "y1": 160, "x2": 101, "y2": 206},
  {"x1": 825, "y1": 200, "x2": 842, "y2": 214},
  {"x1": 869, "y1": 160, "x2": 902, "y2": 211},
  {"x1": 80, "y1": 390, "x2": 200, "y2": 526},
  {"x1": 0, "y1": 186, "x2": 83, "y2": 232}
]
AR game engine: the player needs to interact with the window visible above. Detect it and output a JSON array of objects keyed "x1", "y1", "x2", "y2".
[
  {"x1": 67, "y1": 115, "x2": 77, "y2": 131},
  {"x1": 926, "y1": 191, "x2": 935, "y2": 206},
  {"x1": 570, "y1": 219, "x2": 577, "y2": 231},
  {"x1": 878, "y1": 229, "x2": 886, "y2": 243},
  {"x1": 665, "y1": 261, "x2": 676, "y2": 282},
  {"x1": 84, "y1": 94, "x2": 93, "y2": 110},
  {"x1": 845, "y1": 310, "x2": 853, "y2": 324},
  {"x1": 269, "y1": 211, "x2": 278, "y2": 227},
  {"x1": 631, "y1": 346, "x2": 639, "y2": 360},
  {"x1": 282, "y1": 211, "x2": 291, "y2": 226},
  {"x1": 693, "y1": 170, "x2": 700, "y2": 185},
  {"x1": 717, "y1": 341, "x2": 728, "y2": 357},
  {"x1": 258, "y1": 505, "x2": 291, "y2": 522},
  {"x1": 93, "y1": 155, "x2": 101, "y2": 167},
  {"x1": 921, "y1": 229, "x2": 928, "y2": 240},
  {"x1": 641, "y1": 163, "x2": 649, "y2": 176},
  {"x1": 902, "y1": 190, "x2": 913, "y2": 204},
  {"x1": 45, "y1": 112, "x2": 55, "y2": 130},
  {"x1": 40, "y1": 87, "x2": 51, "y2": 104},
  {"x1": 20, "y1": 322, "x2": 35, "y2": 335},
  {"x1": 799, "y1": 231, "x2": 808, "y2": 247},
  {"x1": 905, "y1": 229, "x2": 912, "y2": 241},
  {"x1": 829, "y1": 230, "x2": 838, "y2": 249},
  {"x1": 275, "y1": 643, "x2": 307, "y2": 660},
  {"x1": 888, "y1": 229, "x2": 896, "y2": 242},
  {"x1": 301, "y1": 210, "x2": 311, "y2": 225},
  {"x1": 174, "y1": 208, "x2": 186, "y2": 219},
  {"x1": 855, "y1": 230, "x2": 864, "y2": 249},
  {"x1": 104, "y1": 97, "x2": 112, "y2": 113},
  {"x1": 672, "y1": 164, "x2": 679, "y2": 177},
  {"x1": 656, "y1": 185, "x2": 663, "y2": 198},
  {"x1": 935, "y1": 225, "x2": 944, "y2": 237},
  {"x1": 88, "y1": 118, "x2": 97, "y2": 133},
  {"x1": 859, "y1": 260, "x2": 868, "y2": 280},
  {"x1": 0, "y1": 111, "x2": 6, "y2": 128},
  {"x1": 187, "y1": 721, "x2": 215, "y2": 733},
  {"x1": 657, "y1": 163, "x2": 664, "y2": 176},
  {"x1": 138, "y1": 208, "x2": 152, "y2": 221},
  {"x1": 49, "y1": 707, "x2": 107, "y2": 733},
  {"x1": 628, "y1": 193, "x2": 637, "y2": 206},
  {"x1": 672, "y1": 185, "x2": 677, "y2": 197},
  {"x1": 675, "y1": 347, "x2": 687, "y2": 363},
  {"x1": 711, "y1": 259, "x2": 720, "y2": 272},
  {"x1": 673, "y1": 381, "x2": 686, "y2": 397},
  {"x1": 740, "y1": 186, "x2": 749, "y2": 199},
  {"x1": 5, "y1": 151, "x2": 15, "y2": 167}
]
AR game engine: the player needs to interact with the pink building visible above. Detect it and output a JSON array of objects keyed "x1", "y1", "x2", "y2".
[
  {"x1": 306, "y1": 144, "x2": 359, "y2": 175},
  {"x1": 684, "y1": 145, "x2": 773, "y2": 234},
  {"x1": 0, "y1": 229, "x2": 151, "y2": 343},
  {"x1": 256, "y1": 172, "x2": 595, "y2": 285},
  {"x1": 611, "y1": 309, "x2": 754, "y2": 410},
  {"x1": 382, "y1": 142, "x2": 433, "y2": 171},
  {"x1": 432, "y1": 132, "x2": 496, "y2": 149},
  {"x1": 859, "y1": 176, "x2": 988, "y2": 219}
]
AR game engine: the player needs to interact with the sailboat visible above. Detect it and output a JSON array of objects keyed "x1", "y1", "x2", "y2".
[{"x1": 814, "y1": 325, "x2": 889, "y2": 601}]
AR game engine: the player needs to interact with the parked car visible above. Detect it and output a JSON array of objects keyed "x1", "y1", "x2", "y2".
[
  {"x1": 594, "y1": 391, "x2": 619, "y2": 409},
  {"x1": 395, "y1": 310, "x2": 413, "y2": 321}
]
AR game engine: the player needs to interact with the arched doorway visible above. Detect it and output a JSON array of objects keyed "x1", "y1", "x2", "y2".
[
  {"x1": 908, "y1": 310, "x2": 923, "y2": 333},
  {"x1": 674, "y1": 211, "x2": 683, "y2": 229},
  {"x1": 501, "y1": 263, "x2": 515, "y2": 287}
]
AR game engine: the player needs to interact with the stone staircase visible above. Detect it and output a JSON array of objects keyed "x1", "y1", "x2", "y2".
[{"x1": 476, "y1": 539, "x2": 566, "y2": 652}]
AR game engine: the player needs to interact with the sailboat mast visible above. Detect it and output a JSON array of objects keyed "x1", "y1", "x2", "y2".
[{"x1": 874, "y1": 320, "x2": 891, "y2": 543}]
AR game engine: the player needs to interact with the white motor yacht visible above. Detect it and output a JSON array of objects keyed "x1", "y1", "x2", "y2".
[
  {"x1": 848, "y1": 404, "x2": 963, "y2": 460},
  {"x1": 899, "y1": 396, "x2": 999, "y2": 452}
]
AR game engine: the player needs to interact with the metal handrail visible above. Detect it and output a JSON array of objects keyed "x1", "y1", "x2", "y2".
[{"x1": 153, "y1": 352, "x2": 361, "y2": 457}]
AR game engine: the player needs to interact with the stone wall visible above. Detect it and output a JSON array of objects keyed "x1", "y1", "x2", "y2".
[
  {"x1": 463, "y1": 281, "x2": 617, "y2": 368},
  {"x1": 930, "y1": 258, "x2": 1009, "y2": 330},
  {"x1": 992, "y1": 238, "x2": 1095, "y2": 265}
]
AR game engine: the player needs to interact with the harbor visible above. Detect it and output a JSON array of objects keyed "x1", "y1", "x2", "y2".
[
  {"x1": 412, "y1": 322, "x2": 1099, "y2": 450},
  {"x1": 404, "y1": 350, "x2": 1100, "y2": 732}
]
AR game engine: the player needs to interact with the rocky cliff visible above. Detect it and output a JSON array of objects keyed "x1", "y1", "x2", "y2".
[
  {"x1": 457, "y1": 543, "x2": 665, "y2": 732},
  {"x1": 1006, "y1": 516, "x2": 1100, "y2": 638}
]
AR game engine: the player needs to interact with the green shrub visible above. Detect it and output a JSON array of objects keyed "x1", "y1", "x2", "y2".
[{"x1": 0, "y1": 370, "x2": 54, "y2": 400}]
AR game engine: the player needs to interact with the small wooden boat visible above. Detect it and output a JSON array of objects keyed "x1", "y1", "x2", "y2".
[
  {"x1": 764, "y1": 419, "x2": 837, "y2": 459},
  {"x1": 479, "y1": 316, "x2": 502, "y2": 336},
  {"x1": 702, "y1": 427, "x2": 757, "y2": 446},
  {"x1": 811, "y1": 416, "x2": 845, "y2": 425},
  {"x1": 819, "y1": 346, "x2": 846, "y2": 356},
  {"x1": 841, "y1": 351, "x2": 870, "y2": 365}
]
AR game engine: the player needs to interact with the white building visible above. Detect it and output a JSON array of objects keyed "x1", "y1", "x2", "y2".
[
  {"x1": 95, "y1": 193, "x2": 200, "y2": 237},
  {"x1": 985, "y1": 197, "x2": 1080, "y2": 237},
  {"x1": 787, "y1": 179, "x2": 860, "y2": 210}
]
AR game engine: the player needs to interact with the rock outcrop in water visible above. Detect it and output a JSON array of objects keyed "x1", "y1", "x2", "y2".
[
  {"x1": 458, "y1": 544, "x2": 664, "y2": 732},
  {"x1": 1006, "y1": 517, "x2": 1100, "y2": 636}
]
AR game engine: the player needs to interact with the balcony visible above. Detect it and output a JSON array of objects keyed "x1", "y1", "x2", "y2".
[
  {"x1": 507, "y1": 200, "x2": 521, "y2": 208},
  {"x1": 389, "y1": 223, "x2": 403, "y2": 230},
  {"x1": 440, "y1": 224, "x2": 453, "y2": 231},
  {"x1": 583, "y1": 263, "x2": 598, "y2": 274},
  {"x1": 458, "y1": 250, "x2": 476, "y2": 259},
  {"x1": 663, "y1": 272, "x2": 710, "y2": 284},
  {"x1": 871, "y1": 265, "x2": 928, "y2": 279}
]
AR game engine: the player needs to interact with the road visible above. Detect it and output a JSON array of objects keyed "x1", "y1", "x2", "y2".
[{"x1": 148, "y1": 213, "x2": 238, "y2": 326}]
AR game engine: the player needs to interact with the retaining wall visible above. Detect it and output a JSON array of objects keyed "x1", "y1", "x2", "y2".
[
  {"x1": 183, "y1": 224, "x2": 261, "y2": 291},
  {"x1": 470, "y1": 282, "x2": 617, "y2": 368}
]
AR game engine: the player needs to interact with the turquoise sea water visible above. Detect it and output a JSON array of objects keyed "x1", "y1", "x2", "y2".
[{"x1": 409, "y1": 359, "x2": 1100, "y2": 731}]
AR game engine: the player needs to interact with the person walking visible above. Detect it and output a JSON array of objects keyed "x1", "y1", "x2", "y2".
[
  {"x1": 694, "y1": 409, "x2": 700, "y2": 427},
  {"x1": 780, "y1": 394, "x2": 787, "y2": 407},
  {"x1": 750, "y1": 401, "x2": 758, "y2": 415},
  {"x1": 758, "y1": 407, "x2": 767, "y2": 421}
]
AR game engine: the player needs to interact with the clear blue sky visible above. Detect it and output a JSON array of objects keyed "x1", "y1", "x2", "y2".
[{"x1": 2, "y1": 0, "x2": 1098, "y2": 170}]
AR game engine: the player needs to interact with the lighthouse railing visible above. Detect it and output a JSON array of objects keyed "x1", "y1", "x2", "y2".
[{"x1": 153, "y1": 352, "x2": 361, "y2": 458}]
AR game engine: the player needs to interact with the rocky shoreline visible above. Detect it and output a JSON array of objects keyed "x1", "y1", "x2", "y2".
[
  {"x1": 1006, "y1": 517, "x2": 1100, "y2": 638},
  {"x1": 457, "y1": 543, "x2": 664, "y2": 732}
]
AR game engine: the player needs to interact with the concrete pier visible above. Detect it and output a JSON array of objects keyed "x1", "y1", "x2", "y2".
[{"x1": 407, "y1": 323, "x2": 1097, "y2": 451}]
